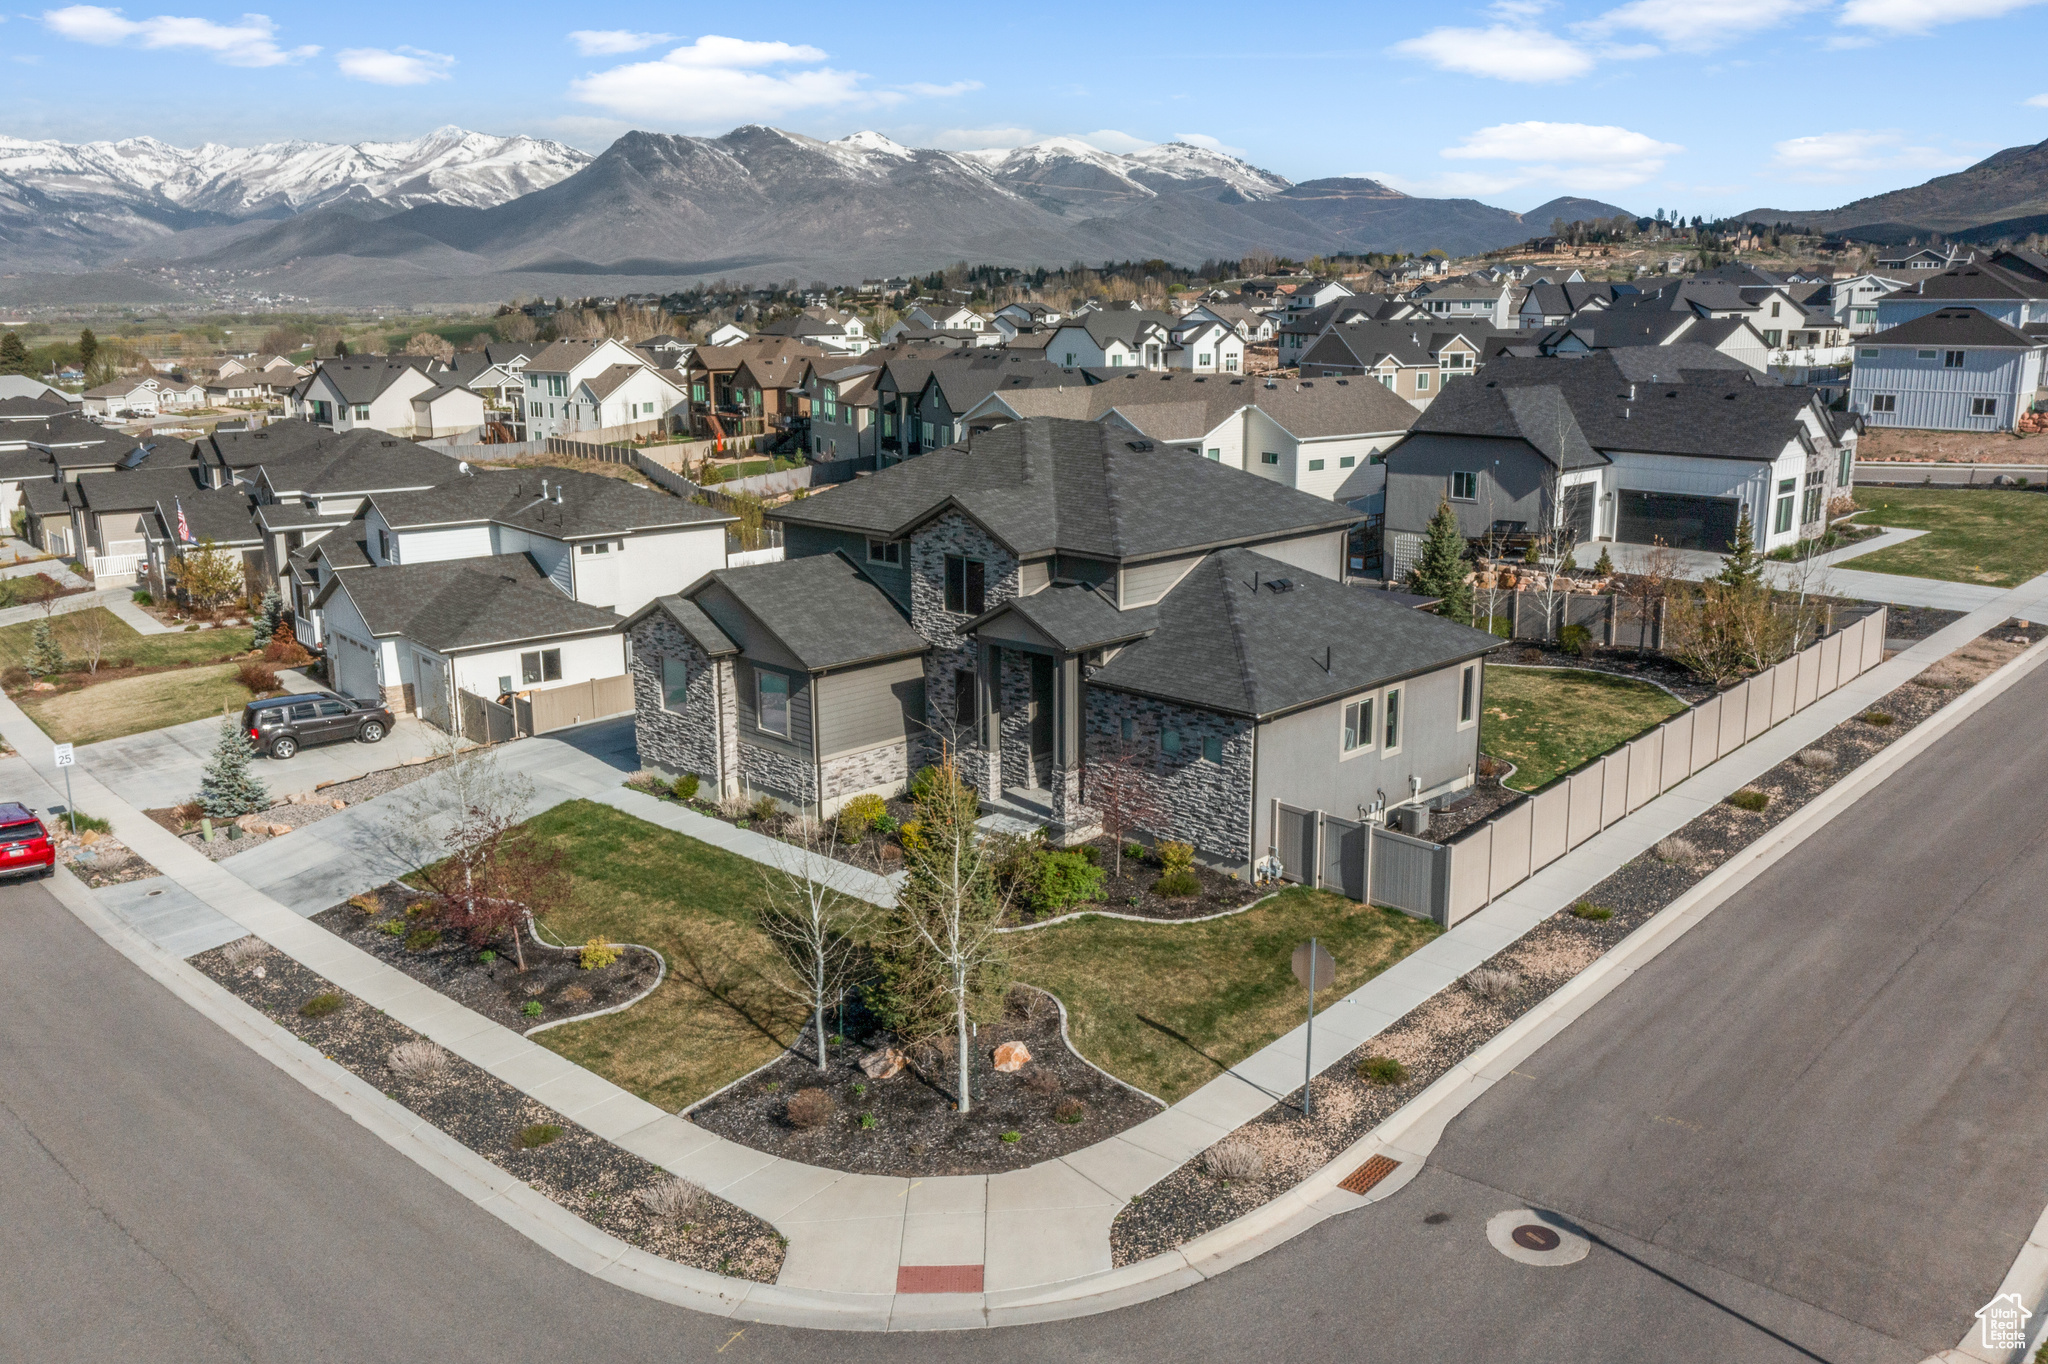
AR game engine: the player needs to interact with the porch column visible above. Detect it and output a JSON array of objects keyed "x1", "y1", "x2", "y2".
[
  {"x1": 966, "y1": 640, "x2": 1001, "y2": 799},
  {"x1": 1049, "y1": 654, "x2": 1099, "y2": 846}
]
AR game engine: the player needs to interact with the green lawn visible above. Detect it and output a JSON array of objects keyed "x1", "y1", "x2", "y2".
[
  {"x1": 1482, "y1": 665, "x2": 1686, "y2": 792},
  {"x1": 0, "y1": 610, "x2": 254, "y2": 673},
  {"x1": 21, "y1": 661, "x2": 252, "y2": 745},
  {"x1": 513, "y1": 801, "x2": 1444, "y2": 1111},
  {"x1": 1848, "y1": 487, "x2": 2048, "y2": 587}
]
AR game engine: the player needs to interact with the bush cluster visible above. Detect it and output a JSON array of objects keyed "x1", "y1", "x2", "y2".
[
  {"x1": 836, "y1": 792, "x2": 887, "y2": 842},
  {"x1": 579, "y1": 937, "x2": 619, "y2": 970}
]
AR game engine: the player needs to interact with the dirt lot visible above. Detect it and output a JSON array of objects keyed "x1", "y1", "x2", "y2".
[{"x1": 1858, "y1": 428, "x2": 2048, "y2": 464}]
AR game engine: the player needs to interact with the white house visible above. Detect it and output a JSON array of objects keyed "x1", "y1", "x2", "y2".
[
  {"x1": 1166, "y1": 318, "x2": 1246, "y2": 373},
  {"x1": 1849, "y1": 307, "x2": 2048, "y2": 433},
  {"x1": 574, "y1": 363, "x2": 685, "y2": 431},
  {"x1": 1044, "y1": 311, "x2": 1176, "y2": 369},
  {"x1": 294, "y1": 358, "x2": 448, "y2": 437},
  {"x1": 519, "y1": 338, "x2": 664, "y2": 439},
  {"x1": 706, "y1": 323, "x2": 751, "y2": 347},
  {"x1": 1828, "y1": 272, "x2": 1906, "y2": 335},
  {"x1": 81, "y1": 377, "x2": 162, "y2": 418},
  {"x1": 905, "y1": 302, "x2": 987, "y2": 332}
]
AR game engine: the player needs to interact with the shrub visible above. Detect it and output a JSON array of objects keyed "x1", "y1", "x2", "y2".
[
  {"x1": 1726, "y1": 788, "x2": 1770, "y2": 812},
  {"x1": 579, "y1": 937, "x2": 619, "y2": 970},
  {"x1": 1022, "y1": 1065, "x2": 1061, "y2": 1095},
  {"x1": 1861, "y1": 710, "x2": 1895, "y2": 727},
  {"x1": 67, "y1": 810, "x2": 112, "y2": 834},
  {"x1": 221, "y1": 936, "x2": 266, "y2": 966},
  {"x1": 1205, "y1": 1138, "x2": 1266, "y2": 1180},
  {"x1": 405, "y1": 900, "x2": 434, "y2": 919},
  {"x1": 634, "y1": 1177, "x2": 706, "y2": 1224},
  {"x1": 748, "y1": 793, "x2": 779, "y2": 824},
  {"x1": 377, "y1": 920, "x2": 404, "y2": 936},
  {"x1": 405, "y1": 927, "x2": 441, "y2": 951},
  {"x1": 298, "y1": 991, "x2": 343, "y2": 1018},
  {"x1": 1076, "y1": 843, "x2": 1101, "y2": 865},
  {"x1": 908, "y1": 764, "x2": 940, "y2": 803},
  {"x1": 1653, "y1": 836, "x2": 1696, "y2": 864},
  {"x1": 785, "y1": 1087, "x2": 833, "y2": 1129},
  {"x1": 348, "y1": 892, "x2": 380, "y2": 914},
  {"x1": 1796, "y1": 748, "x2": 1838, "y2": 770},
  {"x1": 1154, "y1": 869, "x2": 1201, "y2": 898},
  {"x1": 1571, "y1": 902, "x2": 1615, "y2": 921},
  {"x1": 131, "y1": 589, "x2": 153, "y2": 606},
  {"x1": 1593, "y1": 547, "x2": 1615, "y2": 576},
  {"x1": 1123, "y1": 841, "x2": 1146, "y2": 864},
  {"x1": 560, "y1": 984, "x2": 591, "y2": 1004},
  {"x1": 674, "y1": 772, "x2": 700, "y2": 801},
  {"x1": 518, "y1": 1123, "x2": 562, "y2": 1149},
  {"x1": 897, "y1": 819, "x2": 926, "y2": 852},
  {"x1": 1027, "y1": 848, "x2": 1104, "y2": 912},
  {"x1": 1156, "y1": 840, "x2": 1195, "y2": 875},
  {"x1": 1000, "y1": 1130, "x2": 1022, "y2": 1144},
  {"x1": 838, "y1": 792, "x2": 886, "y2": 835},
  {"x1": 478, "y1": 949, "x2": 497, "y2": 963},
  {"x1": 1054, "y1": 1096, "x2": 1087, "y2": 1125},
  {"x1": 858, "y1": 1113, "x2": 877, "y2": 1130},
  {"x1": 1467, "y1": 968, "x2": 1520, "y2": 999},
  {"x1": 1558, "y1": 623, "x2": 1591, "y2": 657},
  {"x1": 716, "y1": 791, "x2": 752, "y2": 820},
  {"x1": 521, "y1": 1000, "x2": 543, "y2": 1017},
  {"x1": 236, "y1": 660, "x2": 278, "y2": 693},
  {"x1": 386, "y1": 1040, "x2": 449, "y2": 1080},
  {"x1": 1358, "y1": 1055, "x2": 1409, "y2": 1086}
]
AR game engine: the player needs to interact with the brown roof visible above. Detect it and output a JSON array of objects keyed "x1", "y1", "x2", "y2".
[
  {"x1": 685, "y1": 338, "x2": 828, "y2": 377},
  {"x1": 977, "y1": 369, "x2": 1418, "y2": 441}
]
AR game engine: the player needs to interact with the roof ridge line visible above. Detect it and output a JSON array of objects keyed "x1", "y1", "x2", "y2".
[{"x1": 1218, "y1": 553, "x2": 1261, "y2": 715}]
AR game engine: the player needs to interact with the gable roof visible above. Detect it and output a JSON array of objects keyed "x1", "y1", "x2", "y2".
[
  {"x1": 309, "y1": 359, "x2": 434, "y2": 405},
  {"x1": 694, "y1": 552, "x2": 925, "y2": 671},
  {"x1": 320, "y1": 553, "x2": 624, "y2": 653},
  {"x1": 370, "y1": 465, "x2": 730, "y2": 540},
  {"x1": 1861, "y1": 306, "x2": 2039, "y2": 349}
]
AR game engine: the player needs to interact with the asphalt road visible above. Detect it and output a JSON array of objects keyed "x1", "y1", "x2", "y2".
[{"x1": 6, "y1": 662, "x2": 2048, "y2": 1363}]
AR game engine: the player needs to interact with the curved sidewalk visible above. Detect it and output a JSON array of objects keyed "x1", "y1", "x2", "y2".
[{"x1": 5, "y1": 573, "x2": 2045, "y2": 1329}]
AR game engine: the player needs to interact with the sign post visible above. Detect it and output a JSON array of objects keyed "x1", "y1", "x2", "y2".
[
  {"x1": 51, "y1": 743, "x2": 75, "y2": 834},
  {"x1": 1291, "y1": 938, "x2": 1336, "y2": 1118}
]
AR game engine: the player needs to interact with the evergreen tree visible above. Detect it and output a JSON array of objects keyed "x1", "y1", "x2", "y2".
[
  {"x1": 252, "y1": 588, "x2": 282, "y2": 648},
  {"x1": 333, "y1": 338, "x2": 350, "y2": 358},
  {"x1": 197, "y1": 716, "x2": 268, "y2": 817},
  {"x1": 1715, "y1": 508, "x2": 1765, "y2": 590},
  {"x1": 1406, "y1": 497, "x2": 1472, "y2": 624},
  {"x1": 27, "y1": 619, "x2": 62, "y2": 676},
  {"x1": 0, "y1": 332, "x2": 29, "y2": 377},
  {"x1": 1594, "y1": 545, "x2": 1615, "y2": 576},
  {"x1": 77, "y1": 329, "x2": 97, "y2": 374}
]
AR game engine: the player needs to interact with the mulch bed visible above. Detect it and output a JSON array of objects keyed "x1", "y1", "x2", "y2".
[
  {"x1": 689, "y1": 986, "x2": 1159, "y2": 1177},
  {"x1": 1108, "y1": 622, "x2": 2040, "y2": 1266},
  {"x1": 145, "y1": 755, "x2": 455, "y2": 861},
  {"x1": 1427, "y1": 771, "x2": 1525, "y2": 842},
  {"x1": 310, "y1": 882, "x2": 661, "y2": 1035},
  {"x1": 191, "y1": 939, "x2": 784, "y2": 1281},
  {"x1": 1883, "y1": 604, "x2": 1968, "y2": 643},
  {"x1": 1020, "y1": 836, "x2": 1264, "y2": 924}
]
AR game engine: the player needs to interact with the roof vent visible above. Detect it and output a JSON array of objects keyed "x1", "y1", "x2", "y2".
[
  {"x1": 1267, "y1": 577, "x2": 1297, "y2": 593},
  {"x1": 1124, "y1": 440, "x2": 1154, "y2": 453},
  {"x1": 457, "y1": 460, "x2": 470, "y2": 475}
]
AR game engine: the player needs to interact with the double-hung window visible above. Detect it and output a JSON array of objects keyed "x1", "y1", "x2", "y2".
[
  {"x1": 943, "y1": 555, "x2": 985, "y2": 615},
  {"x1": 1342, "y1": 695, "x2": 1375, "y2": 756},
  {"x1": 755, "y1": 670, "x2": 790, "y2": 737},
  {"x1": 1774, "y1": 477, "x2": 1796, "y2": 535},
  {"x1": 1450, "y1": 470, "x2": 1478, "y2": 501}
]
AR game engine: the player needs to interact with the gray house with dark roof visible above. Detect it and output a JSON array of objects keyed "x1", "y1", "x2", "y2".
[
  {"x1": 1848, "y1": 306, "x2": 2046, "y2": 432},
  {"x1": 627, "y1": 415, "x2": 1499, "y2": 869}
]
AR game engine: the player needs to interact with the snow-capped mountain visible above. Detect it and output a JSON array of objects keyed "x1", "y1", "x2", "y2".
[
  {"x1": 957, "y1": 137, "x2": 1291, "y2": 215},
  {"x1": 0, "y1": 125, "x2": 590, "y2": 216}
]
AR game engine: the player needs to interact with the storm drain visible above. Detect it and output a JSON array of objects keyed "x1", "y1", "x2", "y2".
[{"x1": 1338, "y1": 1154, "x2": 1401, "y2": 1196}]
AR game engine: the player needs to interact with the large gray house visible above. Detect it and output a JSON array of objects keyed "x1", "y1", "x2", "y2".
[
  {"x1": 1381, "y1": 354, "x2": 1858, "y2": 567},
  {"x1": 1848, "y1": 307, "x2": 2046, "y2": 433},
  {"x1": 627, "y1": 417, "x2": 1500, "y2": 873}
]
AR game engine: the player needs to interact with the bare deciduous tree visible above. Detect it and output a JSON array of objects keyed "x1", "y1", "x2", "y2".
[
  {"x1": 74, "y1": 604, "x2": 111, "y2": 674},
  {"x1": 757, "y1": 822, "x2": 874, "y2": 1071},
  {"x1": 1084, "y1": 742, "x2": 1162, "y2": 878},
  {"x1": 385, "y1": 738, "x2": 541, "y2": 969},
  {"x1": 176, "y1": 539, "x2": 243, "y2": 612},
  {"x1": 402, "y1": 331, "x2": 456, "y2": 364}
]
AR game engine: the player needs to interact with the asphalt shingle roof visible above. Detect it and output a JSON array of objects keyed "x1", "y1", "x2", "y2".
[
  {"x1": 970, "y1": 580, "x2": 1155, "y2": 654},
  {"x1": 699, "y1": 553, "x2": 925, "y2": 671},
  {"x1": 370, "y1": 465, "x2": 729, "y2": 539},
  {"x1": 1860, "y1": 306, "x2": 2040, "y2": 349},
  {"x1": 323, "y1": 553, "x2": 623, "y2": 653}
]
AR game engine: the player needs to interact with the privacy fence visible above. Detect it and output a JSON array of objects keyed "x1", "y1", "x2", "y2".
[
  {"x1": 1276, "y1": 605, "x2": 1889, "y2": 927},
  {"x1": 1479, "y1": 590, "x2": 1844, "y2": 654}
]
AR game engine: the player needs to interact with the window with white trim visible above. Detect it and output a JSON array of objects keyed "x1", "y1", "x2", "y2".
[
  {"x1": 1972, "y1": 397, "x2": 1998, "y2": 417},
  {"x1": 1871, "y1": 394, "x2": 1896, "y2": 413},
  {"x1": 1459, "y1": 664, "x2": 1477, "y2": 729},
  {"x1": 866, "y1": 538, "x2": 900, "y2": 564},
  {"x1": 1450, "y1": 470, "x2": 1478, "y2": 501},
  {"x1": 1383, "y1": 685, "x2": 1403, "y2": 754},
  {"x1": 1342, "y1": 695, "x2": 1375, "y2": 756}
]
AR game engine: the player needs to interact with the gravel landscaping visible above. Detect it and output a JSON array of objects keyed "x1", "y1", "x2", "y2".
[
  {"x1": 191, "y1": 937, "x2": 785, "y2": 1281},
  {"x1": 55, "y1": 827, "x2": 159, "y2": 888},
  {"x1": 311, "y1": 881, "x2": 663, "y2": 1035},
  {"x1": 1109, "y1": 622, "x2": 2040, "y2": 1266},
  {"x1": 689, "y1": 986, "x2": 1159, "y2": 1177},
  {"x1": 146, "y1": 755, "x2": 454, "y2": 861}
]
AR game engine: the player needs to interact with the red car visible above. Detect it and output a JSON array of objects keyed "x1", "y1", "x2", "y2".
[{"x1": 0, "y1": 803, "x2": 53, "y2": 879}]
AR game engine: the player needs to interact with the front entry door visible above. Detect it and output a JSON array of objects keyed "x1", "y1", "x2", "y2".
[{"x1": 1028, "y1": 654, "x2": 1055, "y2": 788}]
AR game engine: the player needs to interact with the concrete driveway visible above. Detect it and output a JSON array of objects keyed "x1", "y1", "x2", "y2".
[{"x1": 77, "y1": 705, "x2": 455, "y2": 813}]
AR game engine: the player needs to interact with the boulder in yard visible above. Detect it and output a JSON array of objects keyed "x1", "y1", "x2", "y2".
[
  {"x1": 993, "y1": 1041, "x2": 1032, "y2": 1072},
  {"x1": 859, "y1": 1047, "x2": 905, "y2": 1080}
]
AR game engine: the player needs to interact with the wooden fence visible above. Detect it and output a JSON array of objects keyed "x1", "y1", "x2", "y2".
[{"x1": 513, "y1": 674, "x2": 635, "y2": 737}]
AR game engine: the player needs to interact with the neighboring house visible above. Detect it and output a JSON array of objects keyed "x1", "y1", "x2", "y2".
[
  {"x1": 758, "y1": 307, "x2": 871, "y2": 356},
  {"x1": 632, "y1": 335, "x2": 695, "y2": 367},
  {"x1": 1182, "y1": 301, "x2": 1275, "y2": 343},
  {"x1": 1411, "y1": 276, "x2": 1515, "y2": 328},
  {"x1": 0, "y1": 375, "x2": 78, "y2": 404},
  {"x1": 1044, "y1": 310, "x2": 1177, "y2": 369},
  {"x1": 294, "y1": 358, "x2": 451, "y2": 436},
  {"x1": 518, "y1": 338, "x2": 664, "y2": 439},
  {"x1": 872, "y1": 349, "x2": 1093, "y2": 463},
  {"x1": 994, "y1": 302, "x2": 1062, "y2": 334},
  {"x1": 798, "y1": 362, "x2": 882, "y2": 463},
  {"x1": 1516, "y1": 280, "x2": 1622, "y2": 330},
  {"x1": 1528, "y1": 303, "x2": 1773, "y2": 372},
  {"x1": 880, "y1": 322, "x2": 1002, "y2": 348},
  {"x1": 1849, "y1": 307, "x2": 2047, "y2": 432},
  {"x1": 681, "y1": 339, "x2": 829, "y2": 437},
  {"x1": 1296, "y1": 320, "x2": 1504, "y2": 407},
  {"x1": 706, "y1": 323, "x2": 751, "y2": 347},
  {"x1": 1875, "y1": 246, "x2": 1963, "y2": 272},
  {"x1": 81, "y1": 377, "x2": 161, "y2": 419},
  {"x1": 142, "y1": 483, "x2": 267, "y2": 603},
  {"x1": 1872, "y1": 249, "x2": 2048, "y2": 332},
  {"x1": 1381, "y1": 354, "x2": 1857, "y2": 572},
  {"x1": 573, "y1": 363, "x2": 684, "y2": 431},
  {"x1": 1826, "y1": 272, "x2": 1906, "y2": 335},
  {"x1": 1164, "y1": 317, "x2": 1245, "y2": 373},
  {"x1": 630, "y1": 415, "x2": 1496, "y2": 869},
  {"x1": 1284, "y1": 280, "x2": 1356, "y2": 310},
  {"x1": 904, "y1": 302, "x2": 988, "y2": 333}
]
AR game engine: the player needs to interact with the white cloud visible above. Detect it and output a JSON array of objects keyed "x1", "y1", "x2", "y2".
[
  {"x1": 1072, "y1": 129, "x2": 1153, "y2": 154},
  {"x1": 570, "y1": 35, "x2": 887, "y2": 127},
  {"x1": 1174, "y1": 132, "x2": 1249, "y2": 158},
  {"x1": 1443, "y1": 120, "x2": 1682, "y2": 164},
  {"x1": 1839, "y1": 0, "x2": 2045, "y2": 30},
  {"x1": 900, "y1": 79, "x2": 979, "y2": 97},
  {"x1": 336, "y1": 45, "x2": 453, "y2": 85},
  {"x1": 1769, "y1": 129, "x2": 1972, "y2": 181},
  {"x1": 40, "y1": 5, "x2": 315, "y2": 65},
  {"x1": 568, "y1": 29, "x2": 674, "y2": 56},
  {"x1": 1390, "y1": 23, "x2": 1594, "y2": 81},
  {"x1": 1583, "y1": 0, "x2": 1822, "y2": 50},
  {"x1": 2028, "y1": 93, "x2": 2048, "y2": 107}
]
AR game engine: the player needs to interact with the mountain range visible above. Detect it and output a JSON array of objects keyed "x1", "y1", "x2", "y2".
[
  {"x1": 1742, "y1": 136, "x2": 2048, "y2": 246},
  {"x1": 0, "y1": 125, "x2": 1631, "y2": 304}
]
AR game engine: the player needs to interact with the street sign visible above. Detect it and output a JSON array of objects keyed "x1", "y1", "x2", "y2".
[
  {"x1": 51, "y1": 743, "x2": 73, "y2": 768},
  {"x1": 1292, "y1": 940, "x2": 1335, "y2": 991},
  {"x1": 51, "y1": 743, "x2": 75, "y2": 834}
]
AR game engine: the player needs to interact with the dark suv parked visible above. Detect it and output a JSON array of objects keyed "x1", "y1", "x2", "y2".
[{"x1": 242, "y1": 691, "x2": 394, "y2": 760}]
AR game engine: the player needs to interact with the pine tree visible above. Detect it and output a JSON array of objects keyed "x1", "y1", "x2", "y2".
[
  {"x1": 1715, "y1": 508, "x2": 1765, "y2": 590},
  {"x1": 1407, "y1": 497, "x2": 1472, "y2": 624},
  {"x1": 252, "y1": 589, "x2": 282, "y2": 648},
  {"x1": 0, "y1": 332, "x2": 29, "y2": 377},
  {"x1": 197, "y1": 716, "x2": 268, "y2": 817},
  {"x1": 77, "y1": 329, "x2": 98, "y2": 374},
  {"x1": 333, "y1": 338, "x2": 349, "y2": 358},
  {"x1": 1594, "y1": 546, "x2": 1615, "y2": 576},
  {"x1": 27, "y1": 619, "x2": 62, "y2": 676}
]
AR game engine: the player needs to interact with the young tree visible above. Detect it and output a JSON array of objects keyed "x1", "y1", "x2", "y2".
[
  {"x1": 251, "y1": 588, "x2": 283, "y2": 648},
  {"x1": 176, "y1": 539, "x2": 243, "y2": 611},
  {"x1": 1084, "y1": 741, "x2": 1164, "y2": 878},
  {"x1": 402, "y1": 331, "x2": 456, "y2": 364},
  {"x1": 27, "y1": 619, "x2": 62, "y2": 676},
  {"x1": 77, "y1": 329, "x2": 98, "y2": 374},
  {"x1": 875, "y1": 754, "x2": 1011, "y2": 1112},
  {"x1": 387, "y1": 740, "x2": 543, "y2": 969},
  {"x1": 757, "y1": 821, "x2": 873, "y2": 1071},
  {"x1": 73, "y1": 605, "x2": 111, "y2": 674},
  {"x1": 196, "y1": 715, "x2": 268, "y2": 816},
  {"x1": 435, "y1": 829, "x2": 566, "y2": 972},
  {"x1": 1406, "y1": 497, "x2": 1472, "y2": 624},
  {"x1": 1714, "y1": 508, "x2": 1765, "y2": 590}
]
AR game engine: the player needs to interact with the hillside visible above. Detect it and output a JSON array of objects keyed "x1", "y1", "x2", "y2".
[{"x1": 1742, "y1": 137, "x2": 2048, "y2": 236}]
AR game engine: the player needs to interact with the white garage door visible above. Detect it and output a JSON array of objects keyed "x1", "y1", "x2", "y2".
[{"x1": 330, "y1": 632, "x2": 380, "y2": 703}]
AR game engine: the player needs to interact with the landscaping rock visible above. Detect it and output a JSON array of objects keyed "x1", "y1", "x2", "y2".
[
  {"x1": 859, "y1": 1046, "x2": 905, "y2": 1080},
  {"x1": 993, "y1": 1040, "x2": 1032, "y2": 1072}
]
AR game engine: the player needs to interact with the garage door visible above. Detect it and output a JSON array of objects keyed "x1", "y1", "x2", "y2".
[
  {"x1": 1616, "y1": 490, "x2": 1740, "y2": 552},
  {"x1": 330, "y1": 632, "x2": 380, "y2": 703}
]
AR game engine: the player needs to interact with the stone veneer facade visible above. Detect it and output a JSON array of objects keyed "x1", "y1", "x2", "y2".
[
  {"x1": 908, "y1": 509, "x2": 1021, "y2": 799},
  {"x1": 1084, "y1": 687, "x2": 1256, "y2": 867},
  {"x1": 629, "y1": 613, "x2": 737, "y2": 797}
]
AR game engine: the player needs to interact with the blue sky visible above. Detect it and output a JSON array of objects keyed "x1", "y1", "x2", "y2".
[{"x1": 6, "y1": 0, "x2": 2048, "y2": 216}]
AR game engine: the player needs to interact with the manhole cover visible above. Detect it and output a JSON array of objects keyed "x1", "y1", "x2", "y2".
[{"x1": 1487, "y1": 1208, "x2": 1591, "y2": 1266}]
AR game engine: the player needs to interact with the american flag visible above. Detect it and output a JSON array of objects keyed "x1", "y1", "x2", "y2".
[{"x1": 175, "y1": 498, "x2": 191, "y2": 544}]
